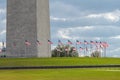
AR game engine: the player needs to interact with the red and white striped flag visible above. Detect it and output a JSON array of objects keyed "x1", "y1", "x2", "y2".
[
  {"x1": 65, "y1": 48, "x2": 69, "y2": 51},
  {"x1": 80, "y1": 47, "x2": 84, "y2": 51},
  {"x1": 90, "y1": 41, "x2": 95, "y2": 44},
  {"x1": 73, "y1": 47, "x2": 76, "y2": 51},
  {"x1": 58, "y1": 40, "x2": 63, "y2": 45},
  {"x1": 76, "y1": 40, "x2": 82, "y2": 44},
  {"x1": 102, "y1": 42, "x2": 109, "y2": 48},
  {"x1": 25, "y1": 40, "x2": 31, "y2": 46},
  {"x1": 36, "y1": 40, "x2": 41, "y2": 45},
  {"x1": 67, "y1": 40, "x2": 72, "y2": 44},
  {"x1": 48, "y1": 40, "x2": 53, "y2": 44},
  {"x1": 95, "y1": 41, "x2": 99, "y2": 45},
  {"x1": 84, "y1": 40, "x2": 89, "y2": 44},
  {"x1": 99, "y1": 42, "x2": 104, "y2": 48}
]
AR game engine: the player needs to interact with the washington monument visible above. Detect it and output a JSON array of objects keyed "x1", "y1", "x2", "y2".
[{"x1": 6, "y1": 0, "x2": 51, "y2": 57}]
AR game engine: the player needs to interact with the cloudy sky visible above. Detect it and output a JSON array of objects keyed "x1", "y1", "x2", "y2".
[{"x1": 0, "y1": 0, "x2": 120, "y2": 57}]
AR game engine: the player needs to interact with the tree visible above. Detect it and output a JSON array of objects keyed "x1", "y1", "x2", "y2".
[
  {"x1": 91, "y1": 51, "x2": 101, "y2": 58},
  {"x1": 52, "y1": 44, "x2": 78, "y2": 57}
]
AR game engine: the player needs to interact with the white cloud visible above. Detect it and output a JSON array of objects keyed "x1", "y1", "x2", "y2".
[
  {"x1": 93, "y1": 37, "x2": 101, "y2": 40},
  {"x1": 0, "y1": 8, "x2": 6, "y2": 14},
  {"x1": 50, "y1": 16, "x2": 85, "y2": 22},
  {"x1": 110, "y1": 35, "x2": 120, "y2": 39},
  {"x1": 55, "y1": 26, "x2": 113, "y2": 41},
  {"x1": 57, "y1": 26, "x2": 94, "y2": 40},
  {"x1": 86, "y1": 9, "x2": 120, "y2": 22},
  {"x1": 73, "y1": 26, "x2": 94, "y2": 31},
  {"x1": 58, "y1": 29, "x2": 71, "y2": 39},
  {"x1": 0, "y1": 30, "x2": 6, "y2": 35},
  {"x1": 50, "y1": 16, "x2": 67, "y2": 22}
]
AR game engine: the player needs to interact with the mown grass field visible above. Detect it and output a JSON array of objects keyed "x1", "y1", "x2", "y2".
[
  {"x1": 0, "y1": 57, "x2": 120, "y2": 67},
  {"x1": 0, "y1": 68, "x2": 120, "y2": 80},
  {"x1": 0, "y1": 58, "x2": 120, "y2": 80}
]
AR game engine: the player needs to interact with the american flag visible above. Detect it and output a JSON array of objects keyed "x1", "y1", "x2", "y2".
[
  {"x1": 36, "y1": 40, "x2": 41, "y2": 45},
  {"x1": 99, "y1": 42, "x2": 104, "y2": 48},
  {"x1": 25, "y1": 40, "x2": 31, "y2": 46},
  {"x1": 84, "y1": 40, "x2": 89, "y2": 44},
  {"x1": 95, "y1": 41, "x2": 99, "y2": 45},
  {"x1": 48, "y1": 40, "x2": 53, "y2": 44},
  {"x1": 80, "y1": 47, "x2": 84, "y2": 51},
  {"x1": 58, "y1": 40, "x2": 63, "y2": 45},
  {"x1": 73, "y1": 47, "x2": 76, "y2": 51},
  {"x1": 67, "y1": 40, "x2": 72, "y2": 44},
  {"x1": 65, "y1": 48, "x2": 69, "y2": 51},
  {"x1": 76, "y1": 40, "x2": 82, "y2": 44},
  {"x1": 90, "y1": 41, "x2": 95, "y2": 44},
  {"x1": 102, "y1": 42, "x2": 109, "y2": 48}
]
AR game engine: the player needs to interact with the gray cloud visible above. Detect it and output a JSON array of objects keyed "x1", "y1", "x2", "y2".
[{"x1": 56, "y1": 0, "x2": 120, "y2": 12}]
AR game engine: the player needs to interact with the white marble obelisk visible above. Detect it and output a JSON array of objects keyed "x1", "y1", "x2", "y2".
[{"x1": 7, "y1": 0, "x2": 51, "y2": 57}]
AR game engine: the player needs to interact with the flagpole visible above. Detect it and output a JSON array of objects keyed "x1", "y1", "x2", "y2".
[
  {"x1": 90, "y1": 44, "x2": 93, "y2": 56},
  {"x1": 84, "y1": 43, "x2": 86, "y2": 56},
  {"x1": 79, "y1": 47, "x2": 83, "y2": 57},
  {"x1": 2, "y1": 42, "x2": 4, "y2": 57},
  {"x1": 79, "y1": 49, "x2": 81, "y2": 57},
  {"x1": 25, "y1": 43, "x2": 26, "y2": 57},
  {"x1": 76, "y1": 43, "x2": 78, "y2": 53},
  {"x1": 104, "y1": 47, "x2": 106, "y2": 57},
  {"x1": 101, "y1": 46, "x2": 103, "y2": 57},
  {"x1": 84, "y1": 40, "x2": 88, "y2": 57},
  {"x1": 86, "y1": 46, "x2": 88, "y2": 56},
  {"x1": 67, "y1": 45, "x2": 69, "y2": 57}
]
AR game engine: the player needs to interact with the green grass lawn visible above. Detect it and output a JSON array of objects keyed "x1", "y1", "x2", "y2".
[
  {"x1": 0, "y1": 68, "x2": 120, "y2": 80},
  {"x1": 0, "y1": 58, "x2": 120, "y2": 80},
  {"x1": 0, "y1": 57, "x2": 120, "y2": 67}
]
